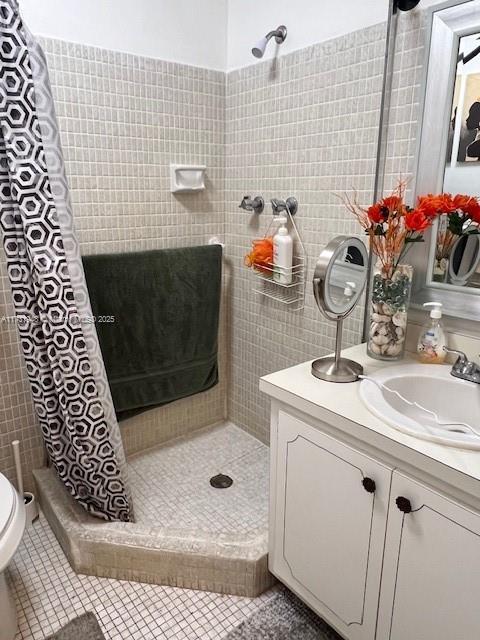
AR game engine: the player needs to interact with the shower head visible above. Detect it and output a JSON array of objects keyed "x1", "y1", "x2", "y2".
[
  {"x1": 252, "y1": 25, "x2": 287, "y2": 59},
  {"x1": 252, "y1": 37, "x2": 269, "y2": 59}
]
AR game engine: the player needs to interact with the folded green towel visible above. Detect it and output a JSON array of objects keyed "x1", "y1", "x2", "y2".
[{"x1": 82, "y1": 245, "x2": 222, "y2": 421}]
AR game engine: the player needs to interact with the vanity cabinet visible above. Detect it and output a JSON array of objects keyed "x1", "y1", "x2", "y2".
[
  {"x1": 269, "y1": 408, "x2": 480, "y2": 640},
  {"x1": 377, "y1": 472, "x2": 480, "y2": 640},
  {"x1": 269, "y1": 410, "x2": 392, "y2": 640}
]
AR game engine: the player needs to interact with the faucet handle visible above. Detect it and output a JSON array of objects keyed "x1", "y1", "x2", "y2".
[
  {"x1": 270, "y1": 198, "x2": 285, "y2": 214},
  {"x1": 239, "y1": 195, "x2": 264, "y2": 213},
  {"x1": 443, "y1": 346, "x2": 467, "y2": 361},
  {"x1": 239, "y1": 195, "x2": 252, "y2": 210}
]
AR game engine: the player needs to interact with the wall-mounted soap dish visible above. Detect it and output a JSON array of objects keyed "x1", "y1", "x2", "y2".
[{"x1": 170, "y1": 164, "x2": 206, "y2": 193}]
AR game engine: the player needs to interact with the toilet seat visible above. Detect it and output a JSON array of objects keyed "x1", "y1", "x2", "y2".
[{"x1": 0, "y1": 473, "x2": 26, "y2": 573}]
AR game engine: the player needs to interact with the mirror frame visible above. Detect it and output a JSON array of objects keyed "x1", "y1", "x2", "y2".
[
  {"x1": 313, "y1": 235, "x2": 368, "y2": 321},
  {"x1": 410, "y1": 0, "x2": 480, "y2": 322},
  {"x1": 448, "y1": 233, "x2": 480, "y2": 284}
]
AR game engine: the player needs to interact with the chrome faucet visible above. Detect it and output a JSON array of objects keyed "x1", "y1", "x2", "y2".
[{"x1": 444, "y1": 347, "x2": 480, "y2": 384}]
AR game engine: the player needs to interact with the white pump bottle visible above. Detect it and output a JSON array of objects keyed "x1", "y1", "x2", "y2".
[{"x1": 273, "y1": 217, "x2": 293, "y2": 285}]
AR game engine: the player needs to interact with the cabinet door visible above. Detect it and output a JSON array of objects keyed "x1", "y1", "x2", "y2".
[
  {"x1": 270, "y1": 410, "x2": 392, "y2": 640},
  {"x1": 377, "y1": 472, "x2": 480, "y2": 640}
]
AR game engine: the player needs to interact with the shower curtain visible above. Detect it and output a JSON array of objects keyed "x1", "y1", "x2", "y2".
[{"x1": 0, "y1": 0, "x2": 132, "y2": 521}]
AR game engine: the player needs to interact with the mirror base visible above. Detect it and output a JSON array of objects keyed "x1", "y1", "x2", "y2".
[{"x1": 311, "y1": 356, "x2": 363, "y2": 383}]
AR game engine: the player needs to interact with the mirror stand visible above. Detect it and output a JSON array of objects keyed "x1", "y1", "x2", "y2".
[
  {"x1": 312, "y1": 317, "x2": 364, "y2": 383},
  {"x1": 312, "y1": 235, "x2": 368, "y2": 383}
]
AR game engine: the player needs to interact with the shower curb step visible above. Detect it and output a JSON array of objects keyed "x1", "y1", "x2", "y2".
[{"x1": 33, "y1": 467, "x2": 274, "y2": 597}]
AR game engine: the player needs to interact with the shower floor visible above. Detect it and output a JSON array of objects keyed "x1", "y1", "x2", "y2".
[
  {"x1": 34, "y1": 422, "x2": 273, "y2": 596},
  {"x1": 129, "y1": 423, "x2": 268, "y2": 542}
]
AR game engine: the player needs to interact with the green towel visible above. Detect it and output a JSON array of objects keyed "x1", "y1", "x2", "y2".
[{"x1": 82, "y1": 245, "x2": 222, "y2": 421}]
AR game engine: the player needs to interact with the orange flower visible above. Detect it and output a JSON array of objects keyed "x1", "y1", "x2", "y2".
[
  {"x1": 417, "y1": 194, "x2": 455, "y2": 217},
  {"x1": 405, "y1": 209, "x2": 431, "y2": 232},
  {"x1": 339, "y1": 180, "x2": 433, "y2": 280},
  {"x1": 452, "y1": 194, "x2": 473, "y2": 210},
  {"x1": 437, "y1": 193, "x2": 456, "y2": 213}
]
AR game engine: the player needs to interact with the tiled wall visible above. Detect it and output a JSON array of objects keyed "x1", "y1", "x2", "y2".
[
  {"x1": 0, "y1": 38, "x2": 226, "y2": 488},
  {"x1": 225, "y1": 24, "x2": 387, "y2": 441},
  {"x1": 0, "y1": 13, "x2": 431, "y2": 487}
]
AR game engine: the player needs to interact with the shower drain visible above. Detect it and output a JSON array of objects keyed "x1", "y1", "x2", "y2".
[{"x1": 210, "y1": 473, "x2": 233, "y2": 489}]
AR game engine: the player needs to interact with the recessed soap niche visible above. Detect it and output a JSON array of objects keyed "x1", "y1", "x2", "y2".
[{"x1": 170, "y1": 164, "x2": 206, "y2": 193}]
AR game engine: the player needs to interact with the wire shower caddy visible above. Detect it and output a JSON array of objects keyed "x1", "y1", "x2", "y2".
[{"x1": 251, "y1": 200, "x2": 307, "y2": 311}]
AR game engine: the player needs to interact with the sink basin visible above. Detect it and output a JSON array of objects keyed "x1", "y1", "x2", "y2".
[{"x1": 359, "y1": 364, "x2": 480, "y2": 450}]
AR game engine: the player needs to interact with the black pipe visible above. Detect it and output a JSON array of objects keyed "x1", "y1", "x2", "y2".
[{"x1": 394, "y1": 0, "x2": 421, "y2": 12}]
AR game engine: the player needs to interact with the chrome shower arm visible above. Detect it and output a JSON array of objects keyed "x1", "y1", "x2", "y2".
[{"x1": 269, "y1": 25, "x2": 287, "y2": 44}]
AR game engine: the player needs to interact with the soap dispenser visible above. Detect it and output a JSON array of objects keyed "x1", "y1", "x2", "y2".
[
  {"x1": 273, "y1": 216, "x2": 293, "y2": 284},
  {"x1": 417, "y1": 302, "x2": 447, "y2": 364}
]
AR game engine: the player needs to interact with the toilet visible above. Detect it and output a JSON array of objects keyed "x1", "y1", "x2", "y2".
[{"x1": 0, "y1": 472, "x2": 26, "y2": 640}]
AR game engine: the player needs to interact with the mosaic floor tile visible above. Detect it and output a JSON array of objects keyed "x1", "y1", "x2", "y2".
[
  {"x1": 127, "y1": 422, "x2": 269, "y2": 541},
  {"x1": 9, "y1": 516, "x2": 278, "y2": 640}
]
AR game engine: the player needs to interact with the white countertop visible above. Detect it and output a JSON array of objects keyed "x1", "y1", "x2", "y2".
[{"x1": 260, "y1": 343, "x2": 480, "y2": 501}]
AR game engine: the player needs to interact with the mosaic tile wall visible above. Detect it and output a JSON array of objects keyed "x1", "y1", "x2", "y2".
[
  {"x1": 225, "y1": 24, "x2": 388, "y2": 441},
  {"x1": 0, "y1": 11, "x2": 431, "y2": 486},
  {"x1": 0, "y1": 37, "x2": 227, "y2": 489}
]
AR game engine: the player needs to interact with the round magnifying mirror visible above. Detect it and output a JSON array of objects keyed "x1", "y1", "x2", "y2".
[
  {"x1": 448, "y1": 233, "x2": 480, "y2": 287},
  {"x1": 312, "y1": 236, "x2": 368, "y2": 383}
]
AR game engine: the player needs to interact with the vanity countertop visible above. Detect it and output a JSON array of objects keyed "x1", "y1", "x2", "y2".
[{"x1": 260, "y1": 343, "x2": 480, "y2": 501}]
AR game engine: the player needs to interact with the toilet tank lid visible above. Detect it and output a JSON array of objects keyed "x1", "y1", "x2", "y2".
[{"x1": 0, "y1": 473, "x2": 16, "y2": 537}]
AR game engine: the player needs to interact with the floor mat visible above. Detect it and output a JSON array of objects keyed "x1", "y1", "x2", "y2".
[
  {"x1": 46, "y1": 613, "x2": 105, "y2": 640},
  {"x1": 224, "y1": 589, "x2": 343, "y2": 640}
]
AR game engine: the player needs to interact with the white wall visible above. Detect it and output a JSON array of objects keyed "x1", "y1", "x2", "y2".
[
  {"x1": 19, "y1": 0, "x2": 456, "y2": 72},
  {"x1": 19, "y1": 0, "x2": 228, "y2": 70},
  {"x1": 444, "y1": 165, "x2": 480, "y2": 195},
  {"x1": 225, "y1": 0, "x2": 462, "y2": 71},
  {"x1": 226, "y1": 0, "x2": 390, "y2": 71}
]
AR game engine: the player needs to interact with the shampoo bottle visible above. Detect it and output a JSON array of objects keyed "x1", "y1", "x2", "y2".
[
  {"x1": 417, "y1": 302, "x2": 447, "y2": 364},
  {"x1": 273, "y1": 217, "x2": 293, "y2": 285}
]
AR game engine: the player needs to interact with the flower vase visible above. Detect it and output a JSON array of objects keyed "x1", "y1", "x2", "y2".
[{"x1": 367, "y1": 264, "x2": 413, "y2": 361}]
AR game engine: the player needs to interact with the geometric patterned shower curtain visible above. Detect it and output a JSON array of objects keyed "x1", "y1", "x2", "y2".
[{"x1": 0, "y1": 0, "x2": 132, "y2": 522}]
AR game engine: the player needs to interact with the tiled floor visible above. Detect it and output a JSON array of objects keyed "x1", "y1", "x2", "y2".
[
  {"x1": 9, "y1": 515, "x2": 278, "y2": 640},
  {"x1": 128, "y1": 422, "x2": 269, "y2": 542},
  {"x1": 33, "y1": 422, "x2": 271, "y2": 596}
]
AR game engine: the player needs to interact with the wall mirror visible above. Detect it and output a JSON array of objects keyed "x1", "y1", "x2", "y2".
[{"x1": 410, "y1": 0, "x2": 480, "y2": 321}]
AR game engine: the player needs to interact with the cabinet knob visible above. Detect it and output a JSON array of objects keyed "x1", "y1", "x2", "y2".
[
  {"x1": 396, "y1": 496, "x2": 412, "y2": 513},
  {"x1": 362, "y1": 477, "x2": 376, "y2": 494}
]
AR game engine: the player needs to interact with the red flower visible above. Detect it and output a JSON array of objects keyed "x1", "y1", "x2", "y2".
[
  {"x1": 405, "y1": 209, "x2": 431, "y2": 232},
  {"x1": 367, "y1": 203, "x2": 384, "y2": 224},
  {"x1": 469, "y1": 203, "x2": 480, "y2": 224},
  {"x1": 452, "y1": 194, "x2": 480, "y2": 222},
  {"x1": 381, "y1": 195, "x2": 403, "y2": 211}
]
